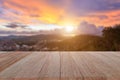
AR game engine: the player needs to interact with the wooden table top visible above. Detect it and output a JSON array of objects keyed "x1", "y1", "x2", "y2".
[{"x1": 0, "y1": 52, "x2": 120, "y2": 80}]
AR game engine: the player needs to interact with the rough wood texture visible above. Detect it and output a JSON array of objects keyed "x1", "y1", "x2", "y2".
[
  {"x1": 0, "y1": 52, "x2": 120, "y2": 80},
  {"x1": 0, "y1": 52, "x2": 30, "y2": 72}
]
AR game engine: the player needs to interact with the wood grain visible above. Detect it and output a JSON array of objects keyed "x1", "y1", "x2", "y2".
[
  {"x1": 0, "y1": 52, "x2": 120, "y2": 80},
  {"x1": 0, "y1": 52, "x2": 30, "y2": 72}
]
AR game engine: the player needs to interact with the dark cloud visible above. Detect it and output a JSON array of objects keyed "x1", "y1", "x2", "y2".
[
  {"x1": 5, "y1": 23, "x2": 28, "y2": 28},
  {"x1": 77, "y1": 21, "x2": 104, "y2": 36},
  {"x1": 0, "y1": 30, "x2": 38, "y2": 36},
  {"x1": 0, "y1": 29, "x2": 62, "y2": 36}
]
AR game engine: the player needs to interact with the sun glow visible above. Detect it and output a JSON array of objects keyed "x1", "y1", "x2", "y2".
[
  {"x1": 63, "y1": 26, "x2": 76, "y2": 37},
  {"x1": 65, "y1": 26, "x2": 74, "y2": 33}
]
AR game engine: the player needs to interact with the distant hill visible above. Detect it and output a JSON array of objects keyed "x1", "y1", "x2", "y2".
[
  {"x1": 34, "y1": 35, "x2": 112, "y2": 51},
  {"x1": 0, "y1": 34, "x2": 119, "y2": 51}
]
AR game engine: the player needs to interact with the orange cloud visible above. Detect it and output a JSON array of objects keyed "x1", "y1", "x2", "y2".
[
  {"x1": 2, "y1": 0, "x2": 65, "y2": 25},
  {"x1": 0, "y1": 0, "x2": 120, "y2": 27}
]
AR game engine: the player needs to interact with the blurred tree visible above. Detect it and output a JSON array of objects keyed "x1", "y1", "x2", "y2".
[{"x1": 103, "y1": 25, "x2": 120, "y2": 50}]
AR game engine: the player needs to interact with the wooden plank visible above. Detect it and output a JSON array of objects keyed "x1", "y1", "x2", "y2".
[
  {"x1": 0, "y1": 52, "x2": 47, "y2": 78},
  {"x1": 89, "y1": 52, "x2": 120, "y2": 80},
  {"x1": 60, "y1": 52, "x2": 83, "y2": 80},
  {"x1": 38, "y1": 52, "x2": 60, "y2": 80},
  {"x1": 0, "y1": 52, "x2": 30, "y2": 72},
  {"x1": 0, "y1": 52, "x2": 120, "y2": 80},
  {"x1": 71, "y1": 52, "x2": 106, "y2": 80}
]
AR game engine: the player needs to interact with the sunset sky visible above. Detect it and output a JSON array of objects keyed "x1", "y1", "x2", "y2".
[{"x1": 0, "y1": 0, "x2": 120, "y2": 35}]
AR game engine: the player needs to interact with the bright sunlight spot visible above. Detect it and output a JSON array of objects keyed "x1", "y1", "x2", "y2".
[
  {"x1": 63, "y1": 26, "x2": 76, "y2": 37},
  {"x1": 65, "y1": 26, "x2": 74, "y2": 33}
]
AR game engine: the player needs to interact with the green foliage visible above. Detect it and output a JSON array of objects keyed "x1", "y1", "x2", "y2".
[
  {"x1": 45, "y1": 35, "x2": 112, "y2": 51},
  {"x1": 103, "y1": 25, "x2": 120, "y2": 50}
]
